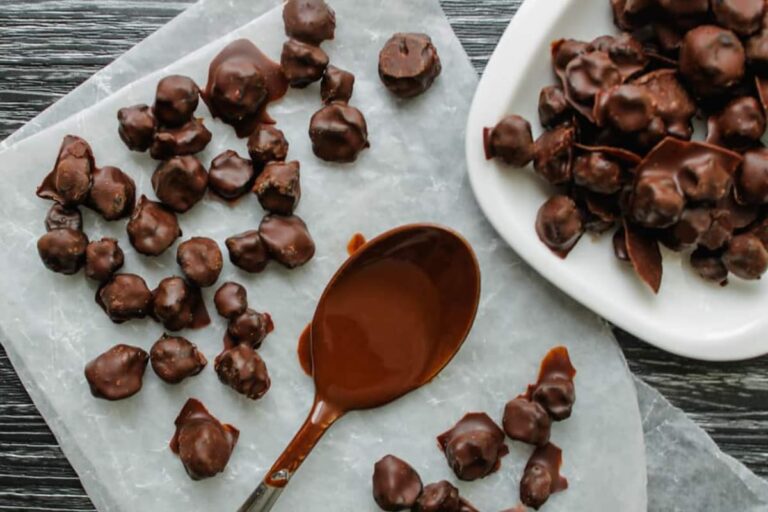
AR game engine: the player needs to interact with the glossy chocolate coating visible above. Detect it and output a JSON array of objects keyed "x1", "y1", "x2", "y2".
[
  {"x1": 671, "y1": 208, "x2": 721, "y2": 249},
  {"x1": 258, "y1": 214, "x2": 316, "y2": 268},
  {"x1": 502, "y1": 397, "x2": 552, "y2": 447},
  {"x1": 87, "y1": 165, "x2": 136, "y2": 220},
  {"x1": 282, "y1": 0, "x2": 336, "y2": 45},
  {"x1": 150, "y1": 334, "x2": 207, "y2": 384},
  {"x1": 691, "y1": 248, "x2": 729, "y2": 284},
  {"x1": 679, "y1": 26, "x2": 745, "y2": 98},
  {"x1": 253, "y1": 160, "x2": 301, "y2": 215},
  {"x1": 747, "y1": 30, "x2": 768, "y2": 71},
  {"x1": 152, "y1": 156, "x2": 208, "y2": 213},
  {"x1": 437, "y1": 412, "x2": 508, "y2": 481},
  {"x1": 565, "y1": 51, "x2": 622, "y2": 104},
  {"x1": 535, "y1": 195, "x2": 583, "y2": 258},
  {"x1": 538, "y1": 85, "x2": 571, "y2": 128},
  {"x1": 533, "y1": 124, "x2": 575, "y2": 185},
  {"x1": 738, "y1": 148, "x2": 768, "y2": 204},
  {"x1": 97, "y1": 273, "x2": 152, "y2": 323},
  {"x1": 321, "y1": 65, "x2": 355, "y2": 104},
  {"x1": 378, "y1": 33, "x2": 442, "y2": 98},
  {"x1": 149, "y1": 118, "x2": 212, "y2": 161},
  {"x1": 707, "y1": 96, "x2": 766, "y2": 151},
  {"x1": 712, "y1": 0, "x2": 765, "y2": 36},
  {"x1": 281, "y1": 38, "x2": 329, "y2": 88},
  {"x1": 214, "y1": 282, "x2": 248, "y2": 319},
  {"x1": 225, "y1": 230, "x2": 270, "y2": 273},
  {"x1": 154, "y1": 75, "x2": 200, "y2": 127},
  {"x1": 36, "y1": 135, "x2": 94, "y2": 207},
  {"x1": 247, "y1": 125, "x2": 289, "y2": 167},
  {"x1": 483, "y1": 115, "x2": 534, "y2": 167},
  {"x1": 372, "y1": 455, "x2": 423, "y2": 511},
  {"x1": 552, "y1": 39, "x2": 589, "y2": 77},
  {"x1": 44, "y1": 204, "x2": 82, "y2": 232},
  {"x1": 677, "y1": 154, "x2": 733, "y2": 203},
  {"x1": 84, "y1": 344, "x2": 148, "y2": 400},
  {"x1": 214, "y1": 344, "x2": 271, "y2": 399},
  {"x1": 573, "y1": 152, "x2": 623, "y2": 194},
  {"x1": 117, "y1": 104, "x2": 156, "y2": 152},
  {"x1": 152, "y1": 276, "x2": 210, "y2": 331},
  {"x1": 208, "y1": 150, "x2": 255, "y2": 200},
  {"x1": 594, "y1": 84, "x2": 655, "y2": 133},
  {"x1": 37, "y1": 228, "x2": 88, "y2": 275},
  {"x1": 520, "y1": 443, "x2": 568, "y2": 510},
  {"x1": 309, "y1": 103, "x2": 369, "y2": 163},
  {"x1": 85, "y1": 238, "x2": 124, "y2": 282},
  {"x1": 723, "y1": 233, "x2": 768, "y2": 279},
  {"x1": 170, "y1": 399, "x2": 239, "y2": 480},
  {"x1": 127, "y1": 196, "x2": 181, "y2": 256},
  {"x1": 633, "y1": 70, "x2": 695, "y2": 140},
  {"x1": 526, "y1": 346, "x2": 577, "y2": 421},
  {"x1": 227, "y1": 308, "x2": 272, "y2": 349},
  {"x1": 177, "y1": 237, "x2": 223, "y2": 288},
  {"x1": 590, "y1": 33, "x2": 647, "y2": 80},
  {"x1": 630, "y1": 170, "x2": 684, "y2": 228},
  {"x1": 413, "y1": 481, "x2": 460, "y2": 512}
]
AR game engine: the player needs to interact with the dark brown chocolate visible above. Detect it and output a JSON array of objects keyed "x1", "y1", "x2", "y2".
[
  {"x1": 535, "y1": 195, "x2": 584, "y2": 258},
  {"x1": 258, "y1": 214, "x2": 316, "y2": 268},
  {"x1": 538, "y1": 85, "x2": 572, "y2": 128},
  {"x1": 150, "y1": 334, "x2": 207, "y2": 384},
  {"x1": 747, "y1": 31, "x2": 768, "y2": 71},
  {"x1": 437, "y1": 412, "x2": 509, "y2": 481},
  {"x1": 281, "y1": 38, "x2": 329, "y2": 88},
  {"x1": 533, "y1": 124, "x2": 575, "y2": 185},
  {"x1": 226, "y1": 308, "x2": 273, "y2": 349},
  {"x1": 170, "y1": 398, "x2": 239, "y2": 480},
  {"x1": 378, "y1": 33, "x2": 442, "y2": 98},
  {"x1": 153, "y1": 75, "x2": 200, "y2": 127},
  {"x1": 633, "y1": 69, "x2": 695, "y2": 140},
  {"x1": 127, "y1": 195, "x2": 181, "y2": 256},
  {"x1": 96, "y1": 273, "x2": 152, "y2": 323},
  {"x1": 84, "y1": 238, "x2": 124, "y2": 282},
  {"x1": 564, "y1": 51, "x2": 622, "y2": 105},
  {"x1": 372, "y1": 455, "x2": 423, "y2": 511},
  {"x1": 36, "y1": 135, "x2": 94, "y2": 207},
  {"x1": 151, "y1": 155, "x2": 208, "y2": 213},
  {"x1": 707, "y1": 96, "x2": 766, "y2": 151},
  {"x1": 321, "y1": 65, "x2": 355, "y2": 104},
  {"x1": 589, "y1": 33, "x2": 647, "y2": 80},
  {"x1": 624, "y1": 221, "x2": 663, "y2": 293},
  {"x1": 679, "y1": 26, "x2": 745, "y2": 98},
  {"x1": 723, "y1": 233, "x2": 768, "y2": 279},
  {"x1": 520, "y1": 443, "x2": 568, "y2": 510},
  {"x1": 253, "y1": 160, "x2": 301, "y2": 215},
  {"x1": 247, "y1": 124, "x2": 289, "y2": 167},
  {"x1": 214, "y1": 344, "x2": 271, "y2": 399},
  {"x1": 712, "y1": 0, "x2": 765, "y2": 36},
  {"x1": 552, "y1": 39, "x2": 589, "y2": 78},
  {"x1": 177, "y1": 237, "x2": 223, "y2": 288},
  {"x1": 594, "y1": 84, "x2": 655, "y2": 133},
  {"x1": 151, "y1": 276, "x2": 210, "y2": 331},
  {"x1": 573, "y1": 151, "x2": 623, "y2": 194},
  {"x1": 737, "y1": 148, "x2": 768, "y2": 204},
  {"x1": 208, "y1": 150, "x2": 255, "y2": 200},
  {"x1": 214, "y1": 282, "x2": 248, "y2": 319},
  {"x1": 225, "y1": 230, "x2": 270, "y2": 273},
  {"x1": 84, "y1": 344, "x2": 149, "y2": 401},
  {"x1": 413, "y1": 481, "x2": 460, "y2": 512},
  {"x1": 44, "y1": 204, "x2": 82, "y2": 232},
  {"x1": 37, "y1": 228, "x2": 88, "y2": 275},
  {"x1": 87, "y1": 165, "x2": 136, "y2": 220},
  {"x1": 502, "y1": 397, "x2": 552, "y2": 447},
  {"x1": 525, "y1": 346, "x2": 577, "y2": 421},
  {"x1": 483, "y1": 115, "x2": 535, "y2": 167},
  {"x1": 117, "y1": 104, "x2": 156, "y2": 152},
  {"x1": 691, "y1": 247, "x2": 729, "y2": 285},
  {"x1": 308, "y1": 102, "x2": 369, "y2": 163},
  {"x1": 677, "y1": 153, "x2": 734, "y2": 203},
  {"x1": 149, "y1": 118, "x2": 212, "y2": 161},
  {"x1": 282, "y1": 0, "x2": 336, "y2": 45}
]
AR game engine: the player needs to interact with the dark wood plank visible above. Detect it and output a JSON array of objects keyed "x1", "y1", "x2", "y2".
[{"x1": 0, "y1": 0, "x2": 766, "y2": 510}]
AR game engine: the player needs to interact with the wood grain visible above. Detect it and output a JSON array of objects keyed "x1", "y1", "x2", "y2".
[{"x1": 1, "y1": 0, "x2": 766, "y2": 509}]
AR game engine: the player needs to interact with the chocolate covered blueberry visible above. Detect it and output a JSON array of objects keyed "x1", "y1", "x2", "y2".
[
  {"x1": 85, "y1": 238, "x2": 124, "y2": 282},
  {"x1": 258, "y1": 214, "x2": 316, "y2": 268},
  {"x1": 437, "y1": 412, "x2": 508, "y2": 481},
  {"x1": 520, "y1": 443, "x2": 568, "y2": 510},
  {"x1": 227, "y1": 308, "x2": 273, "y2": 349},
  {"x1": 214, "y1": 282, "x2": 248, "y2": 319},
  {"x1": 321, "y1": 65, "x2": 355, "y2": 104},
  {"x1": 84, "y1": 344, "x2": 149, "y2": 401},
  {"x1": 372, "y1": 455, "x2": 423, "y2": 511},
  {"x1": 152, "y1": 156, "x2": 208, "y2": 213},
  {"x1": 226, "y1": 230, "x2": 270, "y2": 273},
  {"x1": 533, "y1": 124, "x2": 575, "y2": 185},
  {"x1": 87, "y1": 165, "x2": 136, "y2": 220},
  {"x1": 737, "y1": 148, "x2": 768, "y2": 204},
  {"x1": 535, "y1": 195, "x2": 584, "y2": 258},
  {"x1": 573, "y1": 152, "x2": 623, "y2": 194},
  {"x1": 502, "y1": 397, "x2": 552, "y2": 447},
  {"x1": 413, "y1": 481, "x2": 460, "y2": 512},
  {"x1": 150, "y1": 334, "x2": 207, "y2": 384},
  {"x1": 44, "y1": 204, "x2": 82, "y2": 232},
  {"x1": 707, "y1": 96, "x2": 766, "y2": 151},
  {"x1": 282, "y1": 0, "x2": 336, "y2": 45},
  {"x1": 214, "y1": 344, "x2": 271, "y2": 399},
  {"x1": 97, "y1": 273, "x2": 152, "y2": 323},
  {"x1": 281, "y1": 38, "x2": 329, "y2": 88},
  {"x1": 594, "y1": 84, "x2": 655, "y2": 133},
  {"x1": 253, "y1": 161, "x2": 301, "y2": 215},
  {"x1": 127, "y1": 196, "x2": 181, "y2": 256},
  {"x1": 37, "y1": 229, "x2": 88, "y2": 275},
  {"x1": 309, "y1": 103, "x2": 369, "y2": 163},
  {"x1": 630, "y1": 170, "x2": 685, "y2": 228},
  {"x1": 723, "y1": 233, "x2": 768, "y2": 279},
  {"x1": 527, "y1": 346, "x2": 577, "y2": 421},
  {"x1": 36, "y1": 135, "x2": 94, "y2": 207},
  {"x1": 154, "y1": 75, "x2": 200, "y2": 127},
  {"x1": 677, "y1": 153, "x2": 733, "y2": 203},
  {"x1": 378, "y1": 33, "x2": 442, "y2": 98},
  {"x1": 208, "y1": 150, "x2": 255, "y2": 200},
  {"x1": 149, "y1": 119, "x2": 212, "y2": 161},
  {"x1": 177, "y1": 237, "x2": 223, "y2": 288},
  {"x1": 712, "y1": 0, "x2": 765, "y2": 36},
  {"x1": 117, "y1": 104, "x2": 156, "y2": 152},
  {"x1": 679, "y1": 26, "x2": 745, "y2": 98},
  {"x1": 538, "y1": 85, "x2": 572, "y2": 128},
  {"x1": 247, "y1": 125, "x2": 289, "y2": 167},
  {"x1": 565, "y1": 51, "x2": 622, "y2": 104},
  {"x1": 483, "y1": 115, "x2": 534, "y2": 167},
  {"x1": 691, "y1": 248, "x2": 729, "y2": 285},
  {"x1": 151, "y1": 276, "x2": 210, "y2": 331}
]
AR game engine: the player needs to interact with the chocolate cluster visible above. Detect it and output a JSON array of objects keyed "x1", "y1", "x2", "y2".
[
  {"x1": 485, "y1": 0, "x2": 768, "y2": 291},
  {"x1": 225, "y1": 214, "x2": 316, "y2": 273},
  {"x1": 84, "y1": 344, "x2": 149, "y2": 400},
  {"x1": 437, "y1": 412, "x2": 509, "y2": 481}
]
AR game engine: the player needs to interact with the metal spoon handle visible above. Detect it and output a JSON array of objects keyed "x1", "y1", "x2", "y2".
[{"x1": 236, "y1": 471, "x2": 288, "y2": 512}]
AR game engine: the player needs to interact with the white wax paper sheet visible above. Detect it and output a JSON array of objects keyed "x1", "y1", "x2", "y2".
[{"x1": 0, "y1": 1, "x2": 650, "y2": 510}]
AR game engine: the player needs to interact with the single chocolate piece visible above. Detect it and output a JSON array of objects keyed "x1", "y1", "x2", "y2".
[
  {"x1": 535, "y1": 195, "x2": 583, "y2": 258},
  {"x1": 84, "y1": 344, "x2": 149, "y2": 400},
  {"x1": 151, "y1": 156, "x2": 208, "y2": 213},
  {"x1": 691, "y1": 248, "x2": 729, "y2": 285},
  {"x1": 204, "y1": 39, "x2": 288, "y2": 137},
  {"x1": 533, "y1": 124, "x2": 575, "y2": 185},
  {"x1": 483, "y1": 115, "x2": 535, "y2": 167},
  {"x1": 177, "y1": 237, "x2": 223, "y2": 287},
  {"x1": 309, "y1": 103, "x2": 369, "y2": 163},
  {"x1": 253, "y1": 160, "x2": 301, "y2": 215},
  {"x1": 738, "y1": 148, "x2": 768, "y2": 204},
  {"x1": 127, "y1": 196, "x2": 181, "y2": 256},
  {"x1": 214, "y1": 344, "x2": 271, "y2": 399},
  {"x1": 37, "y1": 228, "x2": 88, "y2": 275},
  {"x1": 437, "y1": 412, "x2": 509, "y2": 481},
  {"x1": 258, "y1": 214, "x2": 316, "y2": 268},
  {"x1": 712, "y1": 0, "x2": 765, "y2": 36},
  {"x1": 36, "y1": 135, "x2": 94, "y2": 207},
  {"x1": 679, "y1": 26, "x2": 745, "y2": 98},
  {"x1": 520, "y1": 443, "x2": 568, "y2": 510},
  {"x1": 372, "y1": 455, "x2": 423, "y2": 511},
  {"x1": 538, "y1": 85, "x2": 572, "y2": 128},
  {"x1": 149, "y1": 118, "x2": 212, "y2": 160},
  {"x1": 152, "y1": 276, "x2": 210, "y2": 331},
  {"x1": 150, "y1": 334, "x2": 207, "y2": 384},
  {"x1": 526, "y1": 346, "x2": 577, "y2": 421},
  {"x1": 625, "y1": 221, "x2": 663, "y2": 292},
  {"x1": 502, "y1": 397, "x2": 552, "y2": 447},
  {"x1": 44, "y1": 204, "x2": 82, "y2": 232},
  {"x1": 633, "y1": 70, "x2": 695, "y2": 140},
  {"x1": 378, "y1": 33, "x2": 442, "y2": 98},
  {"x1": 630, "y1": 170, "x2": 684, "y2": 228},
  {"x1": 85, "y1": 238, "x2": 124, "y2": 282},
  {"x1": 208, "y1": 150, "x2": 255, "y2": 200},
  {"x1": 677, "y1": 154, "x2": 733, "y2": 203},
  {"x1": 282, "y1": 0, "x2": 336, "y2": 45},
  {"x1": 214, "y1": 282, "x2": 248, "y2": 319},
  {"x1": 413, "y1": 481, "x2": 460, "y2": 512},
  {"x1": 96, "y1": 273, "x2": 152, "y2": 323},
  {"x1": 281, "y1": 38, "x2": 329, "y2": 88},
  {"x1": 170, "y1": 399, "x2": 239, "y2": 480},
  {"x1": 573, "y1": 152, "x2": 623, "y2": 194},
  {"x1": 707, "y1": 96, "x2": 766, "y2": 151},
  {"x1": 552, "y1": 39, "x2": 589, "y2": 77},
  {"x1": 117, "y1": 104, "x2": 156, "y2": 152},
  {"x1": 247, "y1": 125, "x2": 289, "y2": 167},
  {"x1": 87, "y1": 165, "x2": 136, "y2": 220},
  {"x1": 594, "y1": 84, "x2": 655, "y2": 133},
  {"x1": 564, "y1": 51, "x2": 622, "y2": 104},
  {"x1": 227, "y1": 308, "x2": 273, "y2": 349},
  {"x1": 154, "y1": 75, "x2": 200, "y2": 127},
  {"x1": 225, "y1": 230, "x2": 270, "y2": 273},
  {"x1": 723, "y1": 233, "x2": 768, "y2": 279},
  {"x1": 321, "y1": 65, "x2": 355, "y2": 104},
  {"x1": 589, "y1": 33, "x2": 647, "y2": 80}
]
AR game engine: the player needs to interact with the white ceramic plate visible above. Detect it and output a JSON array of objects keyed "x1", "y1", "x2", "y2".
[{"x1": 466, "y1": 0, "x2": 768, "y2": 361}]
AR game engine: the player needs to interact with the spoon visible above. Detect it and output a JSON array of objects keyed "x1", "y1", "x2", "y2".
[{"x1": 237, "y1": 223, "x2": 481, "y2": 512}]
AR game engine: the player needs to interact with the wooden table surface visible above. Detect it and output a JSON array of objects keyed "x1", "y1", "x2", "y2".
[{"x1": 1, "y1": 1, "x2": 767, "y2": 509}]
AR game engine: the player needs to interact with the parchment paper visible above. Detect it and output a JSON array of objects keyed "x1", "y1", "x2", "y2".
[{"x1": 0, "y1": 1, "x2": 649, "y2": 510}]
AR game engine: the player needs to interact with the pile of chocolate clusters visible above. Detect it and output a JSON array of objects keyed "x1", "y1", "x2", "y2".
[
  {"x1": 371, "y1": 347, "x2": 575, "y2": 511},
  {"x1": 485, "y1": 0, "x2": 768, "y2": 292}
]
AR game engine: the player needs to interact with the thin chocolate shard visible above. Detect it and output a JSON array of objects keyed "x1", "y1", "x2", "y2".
[{"x1": 624, "y1": 219, "x2": 663, "y2": 293}]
